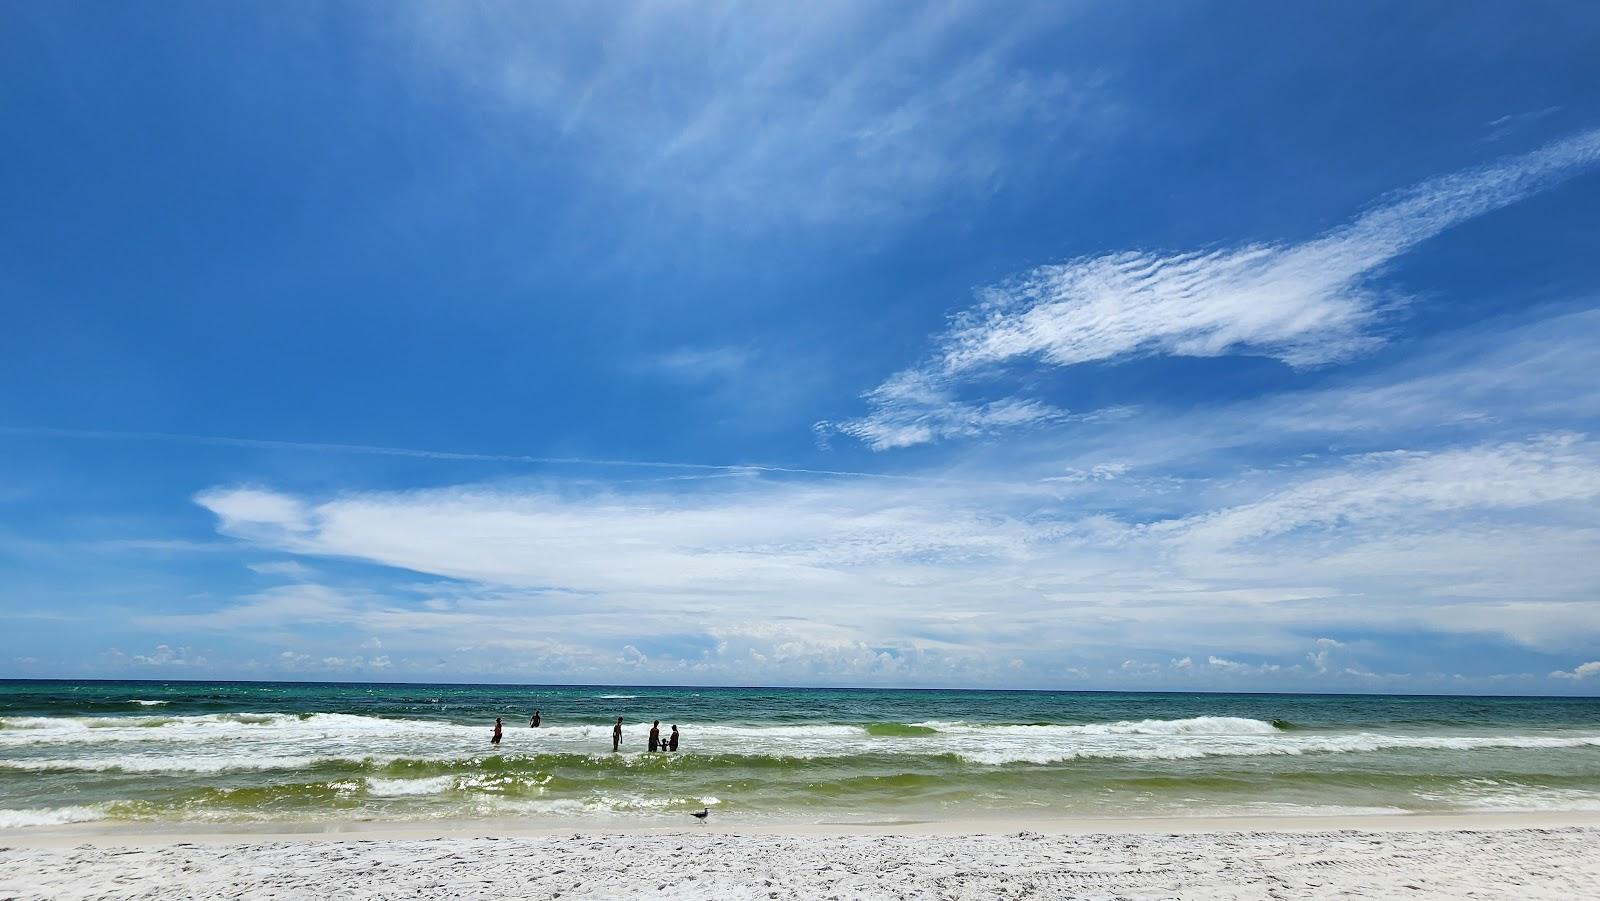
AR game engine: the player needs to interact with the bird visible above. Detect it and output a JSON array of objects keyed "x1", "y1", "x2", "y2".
[{"x1": 690, "y1": 807, "x2": 710, "y2": 823}]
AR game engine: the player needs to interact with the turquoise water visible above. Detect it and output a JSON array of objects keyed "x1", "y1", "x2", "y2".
[{"x1": 2, "y1": 680, "x2": 1599, "y2": 829}]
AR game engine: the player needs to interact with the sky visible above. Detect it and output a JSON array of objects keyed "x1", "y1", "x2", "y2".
[{"x1": 3, "y1": 2, "x2": 1600, "y2": 693}]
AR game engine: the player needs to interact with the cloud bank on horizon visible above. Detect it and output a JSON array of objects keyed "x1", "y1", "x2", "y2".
[{"x1": 3, "y1": 2, "x2": 1600, "y2": 691}]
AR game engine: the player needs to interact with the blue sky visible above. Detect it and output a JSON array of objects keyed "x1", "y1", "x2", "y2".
[{"x1": 4, "y1": 2, "x2": 1600, "y2": 692}]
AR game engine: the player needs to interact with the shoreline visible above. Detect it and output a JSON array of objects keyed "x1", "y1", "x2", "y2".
[{"x1": 7, "y1": 808, "x2": 1600, "y2": 848}]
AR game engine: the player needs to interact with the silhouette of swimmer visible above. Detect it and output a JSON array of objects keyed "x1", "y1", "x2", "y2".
[
  {"x1": 612, "y1": 716, "x2": 623, "y2": 752},
  {"x1": 648, "y1": 720, "x2": 661, "y2": 752},
  {"x1": 668, "y1": 725, "x2": 679, "y2": 752},
  {"x1": 491, "y1": 717, "x2": 503, "y2": 746},
  {"x1": 530, "y1": 709, "x2": 541, "y2": 728}
]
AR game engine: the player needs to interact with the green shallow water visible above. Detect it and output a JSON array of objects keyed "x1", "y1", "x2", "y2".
[{"x1": 2, "y1": 680, "x2": 1598, "y2": 828}]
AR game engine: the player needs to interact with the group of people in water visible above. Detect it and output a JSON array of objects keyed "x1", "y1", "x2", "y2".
[
  {"x1": 489, "y1": 710, "x2": 540, "y2": 746},
  {"x1": 487, "y1": 710, "x2": 682, "y2": 753},
  {"x1": 491, "y1": 717, "x2": 503, "y2": 745},
  {"x1": 613, "y1": 717, "x2": 679, "y2": 753}
]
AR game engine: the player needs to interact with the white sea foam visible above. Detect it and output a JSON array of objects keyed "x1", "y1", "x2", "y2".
[
  {"x1": 595, "y1": 695, "x2": 640, "y2": 700},
  {"x1": 1232, "y1": 803, "x2": 1413, "y2": 817},
  {"x1": 3, "y1": 712, "x2": 1598, "y2": 774},
  {"x1": 494, "y1": 798, "x2": 591, "y2": 816},
  {"x1": 691, "y1": 723, "x2": 864, "y2": 740},
  {"x1": 366, "y1": 776, "x2": 456, "y2": 797},
  {"x1": 951, "y1": 731, "x2": 1600, "y2": 765},
  {"x1": 915, "y1": 716, "x2": 1281, "y2": 736},
  {"x1": 0, "y1": 712, "x2": 476, "y2": 747},
  {"x1": 574, "y1": 794, "x2": 727, "y2": 813},
  {"x1": 0, "y1": 755, "x2": 336, "y2": 774},
  {"x1": 0, "y1": 805, "x2": 109, "y2": 829},
  {"x1": 129, "y1": 700, "x2": 169, "y2": 707},
  {"x1": 1412, "y1": 779, "x2": 1600, "y2": 813}
]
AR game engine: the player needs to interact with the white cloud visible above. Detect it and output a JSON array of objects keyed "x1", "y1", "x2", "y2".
[
  {"x1": 152, "y1": 584, "x2": 360, "y2": 630},
  {"x1": 1483, "y1": 106, "x2": 1562, "y2": 143},
  {"x1": 833, "y1": 128, "x2": 1600, "y2": 448},
  {"x1": 820, "y1": 367, "x2": 1138, "y2": 451},
  {"x1": 174, "y1": 425, "x2": 1600, "y2": 683},
  {"x1": 953, "y1": 308, "x2": 1600, "y2": 493},
  {"x1": 399, "y1": 1, "x2": 1096, "y2": 226},
  {"x1": 827, "y1": 382, "x2": 1077, "y2": 451},
  {"x1": 1206, "y1": 655, "x2": 1281, "y2": 674},
  {"x1": 173, "y1": 299, "x2": 1600, "y2": 686},
  {"x1": 1551, "y1": 661, "x2": 1600, "y2": 680},
  {"x1": 268, "y1": 652, "x2": 393, "y2": 672},
  {"x1": 247, "y1": 560, "x2": 313, "y2": 578},
  {"x1": 1043, "y1": 463, "x2": 1132, "y2": 483},
  {"x1": 1307, "y1": 638, "x2": 1344, "y2": 673},
  {"x1": 648, "y1": 346, "x2": 754, "y2": 383},
  {"x1": 196, "y1": 488, "x2": 310, "y2": 537},
  {"x1": 1175, "y1": 434, "x2": 1600, "y2": 549},
  {"x1": 1250, "y1": 310, "x2": 1600, "y2": 440},
  {"x1": 1114, "y1": 656, "x2": 1207, "y2": 678},
  {"x1": 126, "y1": 644, "x2": 206, "y2": 667},
  {"x1": 193, "y1": 480, "x2": 1043, "y2": 601}
]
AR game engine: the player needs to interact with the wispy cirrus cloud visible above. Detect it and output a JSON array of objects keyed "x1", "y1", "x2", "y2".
[
  {"x1": 1173, "y1": 434, "x2": 1600, "y2": 549},
  {"x1": 399, "y1": 0, "x2": 1098, "y2": 226},
  {"x1": 637, "y1": 344, "x2": 835, "y2": 432},
  {"x1": 818, "y1": 365, "x2": 1139, "y2": 451},
  {"x1": 820, "y1": 373, "x2": 1084, "y2": 452},
  {"x1": 647, "y1": 346, "x2": 755, "y2": 383},
  {"x1": 982, "y1": 308, "x2": 1600, "y2": 488},
  {"x1": 247, "y1": 560, "x2": 314, "y2": 578},
  {"x1": 0, "y1": 425, "x2": 939, "y2": 483},
  {"x1": 830, "y1": 128, "x2": 1600, "y2": 449}
]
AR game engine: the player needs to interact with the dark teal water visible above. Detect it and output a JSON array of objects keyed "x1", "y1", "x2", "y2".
[{"x1": 3, "y1": 681, "x2": 1598, "y2": 829}]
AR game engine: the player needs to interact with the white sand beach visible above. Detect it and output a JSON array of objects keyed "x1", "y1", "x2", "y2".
[{"x1": 3, "y1": 816, "x2": 1597, "y2": 899}]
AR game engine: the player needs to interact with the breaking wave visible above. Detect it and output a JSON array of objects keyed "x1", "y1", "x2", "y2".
[{"x1": 0, "y1": 805, "x2": 109, "y2": 829}]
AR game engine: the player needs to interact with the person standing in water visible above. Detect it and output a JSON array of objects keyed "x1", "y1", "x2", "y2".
[
  {"x1": 648, "y1": 720, "x2": 661, "y2": 752},
  {"x1": 491, "y1": 717, "x2": 503, "y2": 746},
  {"x1": 668, "y1": 725, "x2": 679, "y2": 752},
  {"x1": 530, "y1": 709, "x2": 541, "y2": 728},
  {"x1": 612, "y1": 716, "x2": 624, "y2": 752}
]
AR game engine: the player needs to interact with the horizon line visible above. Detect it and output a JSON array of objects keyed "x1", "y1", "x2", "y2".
[{"x1": 2, "y1": 674, "x2": 1593, "y2": 702}]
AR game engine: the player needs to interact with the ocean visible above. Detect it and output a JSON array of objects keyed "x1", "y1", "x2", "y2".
[{"x1": 3, "y1": 680, "x2": 1599, "y2": 831}]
